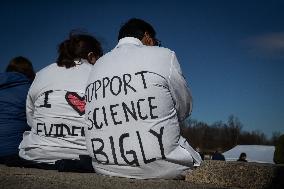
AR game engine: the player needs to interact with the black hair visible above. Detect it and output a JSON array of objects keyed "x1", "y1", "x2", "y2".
[
  {"x1": 239, "y1": 152, "x2": 246, "y2": 158},
  {"x1": 118, "y1": 18, "x2": 156, "y2": 41},
  {"x1": 6, "y1": 56, "x2": 35, "y2": 81},
  {"x1": 57, "y1": 32, "x2": 103, "y2": 68}
]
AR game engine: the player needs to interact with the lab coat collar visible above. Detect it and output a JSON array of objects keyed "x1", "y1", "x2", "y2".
[{"x1": 115, "y1": 37, "x2": 143, "y2": 48}]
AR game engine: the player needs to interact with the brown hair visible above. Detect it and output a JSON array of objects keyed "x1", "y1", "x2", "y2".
[
  {"x1": 6, "y1": 56, "x2": 35, "y2": 81},
  {"x1": 57, "y1": 32, "x2": 103, "y2": 68}
]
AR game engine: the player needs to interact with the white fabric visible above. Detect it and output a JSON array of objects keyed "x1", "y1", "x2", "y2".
[
  {"x1": 84, "y1": 37, "x2": 202, "y2": 179},
  {"x1": 223, "y1": 145, "x2": 275, "y2": 164},
  {"x1": 19, "y1": 60, "x2": 91, "y2": 164}
]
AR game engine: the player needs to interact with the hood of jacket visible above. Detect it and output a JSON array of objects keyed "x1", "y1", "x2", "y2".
[{"x1": 0, "y1": 72, "x2": 31, "y2": 89}]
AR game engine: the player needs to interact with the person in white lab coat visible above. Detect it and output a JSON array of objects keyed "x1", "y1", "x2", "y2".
[
  {"x1": 85, "y1": 18, "x2": 202, "y2": 179},
  {"x1": 18, "y1": 32, "x2": 103, "y2": 170}
]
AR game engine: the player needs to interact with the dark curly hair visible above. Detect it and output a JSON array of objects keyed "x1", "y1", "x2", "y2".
[{"x1": 57, "y1": 32, "x2": 103, "y2": 68}]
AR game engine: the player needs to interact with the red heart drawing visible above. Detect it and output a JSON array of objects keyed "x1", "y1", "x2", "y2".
[{"x1": 65, "y1": 92, "x2": 85, "y2": 116}]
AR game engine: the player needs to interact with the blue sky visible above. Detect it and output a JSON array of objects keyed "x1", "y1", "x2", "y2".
[{"x1": 1, "y1": 0, "x2": 283, "y2": 137}]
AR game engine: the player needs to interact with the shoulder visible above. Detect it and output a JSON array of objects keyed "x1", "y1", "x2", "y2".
[
  {"x1": 31, "y1": 63, "x2": 59, "y2": 86},
  {"x1": 142, "y1": 46, "x2": 178, "y2": 65},
  {"x1": 0, "y1": 72, "x2": 30, "y2": 85},
  {"x1": 143, "y1": 46, "x2": 175, "y2": 56},
  {"x1": 106, "y1": 45, "x2": 175, "y2": 58},
  {"x1": 95, "y1": 45, "x2": 177, "y2": 69},
  {"x1": 36, "y1": 63, "x2": 58, "y2": 75}
]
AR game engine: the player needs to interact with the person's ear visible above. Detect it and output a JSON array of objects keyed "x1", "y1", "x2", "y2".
[
  {"x1": 141, "y1": 32, "x2": 155, "y2": 46},
  {"x1": 87, "y1": 52, "x2": 97, "y2": 65}
]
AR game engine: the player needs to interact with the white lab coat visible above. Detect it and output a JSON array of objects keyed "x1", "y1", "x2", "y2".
[
  {"x1": 19, "y1": 60, "x2": 91, "y2": 163},
  {"x1": 84, "y1": 37, "x2": 201, "y2": 179}
]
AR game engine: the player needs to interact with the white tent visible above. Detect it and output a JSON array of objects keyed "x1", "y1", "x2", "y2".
[{"x1": 223, "y1": 145, "x2": 275, "y2": 164}]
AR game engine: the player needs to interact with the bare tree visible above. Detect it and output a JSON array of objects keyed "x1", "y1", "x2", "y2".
[{"x1": 182, "y1": 115, "x2": 274, "y2": 154}]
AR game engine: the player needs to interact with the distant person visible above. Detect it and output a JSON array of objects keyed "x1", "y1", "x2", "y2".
[
  {"x1": 212, "y1": 149, "x2": 225, "y2": 161},
  {"x1": 84, "y1": 18, "x2": 202, "y2": 179},
  {"x1": 18, "y1": 32, "x2": 103, "y2": 170},
  {"x1": 196, "y1": 147, "x2": 205, "y2": 160},
  {"x1": 0, "y1": 56, "x2": 35, "y2": 163},
  {"x1": 237, "y1": 152, "x2": 247, "y2": 162}
]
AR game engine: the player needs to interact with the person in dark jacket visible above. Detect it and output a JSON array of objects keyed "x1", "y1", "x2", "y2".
[
  {"x1": 212, "y1": 149, "x2": 226, "y2": 161},
  {"x1": 0, "y1": 56, "x2": 35, "y2": 164},
  {"x1": 237, "y1": 152, "x2": 247, "y2": 162}
]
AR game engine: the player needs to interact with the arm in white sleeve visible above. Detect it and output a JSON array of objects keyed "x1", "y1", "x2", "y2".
[
  {"x1": 26, "y1": 80, "x2": 36, "y2": 127},
  {"x1": 168, "y1": 52, "x2": 192, "y2": 122}
]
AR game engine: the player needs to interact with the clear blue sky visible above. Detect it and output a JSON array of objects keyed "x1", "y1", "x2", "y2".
[{"x1": 1, "y1": 0, "x2": 283, "y2": 137}]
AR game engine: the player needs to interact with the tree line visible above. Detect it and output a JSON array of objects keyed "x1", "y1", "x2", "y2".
[{"x1": 181, "y1": 115, "x2": 282, "y2": 153}]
